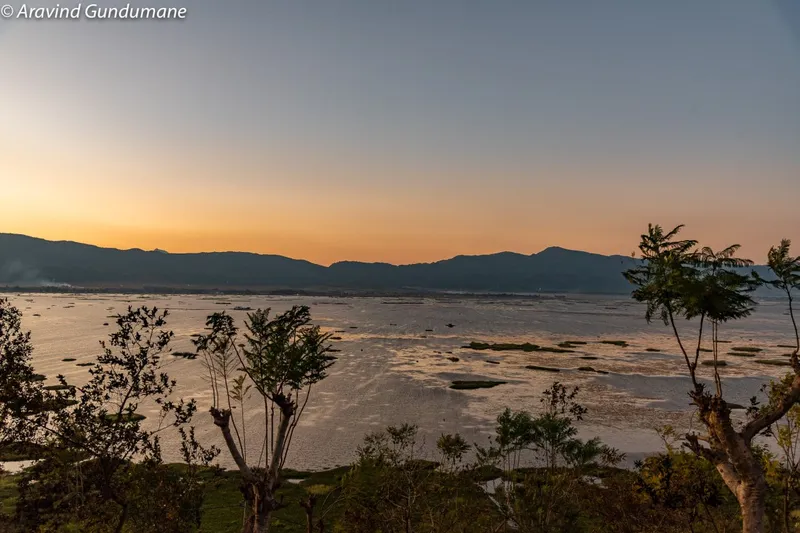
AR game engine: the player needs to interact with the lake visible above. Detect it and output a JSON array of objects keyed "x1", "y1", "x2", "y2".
[{"x1": 5, "y1": 292, "x2": 797, "y2": 470}]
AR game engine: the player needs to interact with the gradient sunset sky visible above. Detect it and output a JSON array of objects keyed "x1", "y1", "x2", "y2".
[{"x1": 1, "y1": 0, "x2": 798, "y2": 265}]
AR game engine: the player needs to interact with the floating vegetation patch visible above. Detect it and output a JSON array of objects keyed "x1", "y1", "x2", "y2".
[
  {"x1": 38, "y1": 398, "x2": 78, "y2": 412},
  {"x1": 579, "y1": 356, "x2": 599, "y2": 360},
  {"x1": 731, "y1": 347, "x2": 762, "y2": 353},
  {"x1": 62, "y1": 358, "x2": 76, "y2": 362},
  {"x1": 172, "y1": 351, "x2": 197, "y2": 360},
  {"x1": 729, "y1": 351, "x2": 756, "y2": 357},
  {"x1": 0, "y1": 442, "x2": 47, "y2": 461},
  {"x1": 577, "y1": 366, "x2": 609, "y2": 374},
  {"x1": 76, "y1": 362, "x2": 94, "y2": 367},
  {"x1": 778, "y1": 344, "x2": 798, "y2": 349},
  {"x1": 449, "y1": 380, "x2": 507, "y2": 390},
  {"x1": 599, "y1": 340, "x2": 629, "y2": 347},
  {"x1": 446, "y1": 357, "x2": 460, "y2": 362},
  {"x1": 525, "y1": 365, "x2": 560, "y2": 373},
  {"x1": 103, "y1": 413, "x2": 147, "y2": 422},
  {"x1": 44, "y1": 384, "x2": 74, "y2": 392},
  {"x1": 701, "y1": 360, "x2": 727, "y2": 367},
  {"x1": 645, "y1": 348, "x2": 662, "y2": 352},
  {"x1": 486, "y1": 360, "x2": 500, "y2": 365},
  {"x1": 755, "y1": 359, "x2": 791, "y2": 367},
  {"x1": 464, "y1": 342, "x2": 573, "y2": 353},
  {"x1": 698, "y1": 348, "x2": 713, "y2": 353},
  {"x1": 31, "y1": 374, "x2": 46, "y2": 382},
  {"x1": 331, "y1": 336, "x2": 343, "y2": 340}
]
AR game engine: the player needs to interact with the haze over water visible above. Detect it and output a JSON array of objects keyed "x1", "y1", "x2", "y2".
[{"x1": 7, "y1": 292, "x2": 796, "y2": 470}]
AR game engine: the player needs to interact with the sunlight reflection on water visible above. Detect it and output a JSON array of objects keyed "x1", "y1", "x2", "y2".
[{"x1": 8, "y1": 293, "x2": 795, "y2": 469}]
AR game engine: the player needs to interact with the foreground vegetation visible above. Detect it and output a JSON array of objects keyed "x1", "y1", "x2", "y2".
[{"x1": 1, "y1": 224, "x2": 800, "y2": 532}]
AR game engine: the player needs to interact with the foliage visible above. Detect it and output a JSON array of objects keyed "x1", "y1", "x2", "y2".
[
  {"x1": 6, "y1": 306, "x2": 216, "y2": 533},
  {"x1": 625, "y1": 224, "x2": 800, "y2": 533},
  {"x1": 194, "y1": 305, "x2": 336, "y2": 532}
]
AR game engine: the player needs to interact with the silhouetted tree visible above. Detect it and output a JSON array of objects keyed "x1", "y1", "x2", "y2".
[
  {"x1": 12, "y1": 307, "x2": 212, "y2": 533},
  {"x1": 625, "y1": 224, "x2": 800, "y2": 533},
  {"x1": 194, "y1": 305, "x2": 336, "y2": 533}
]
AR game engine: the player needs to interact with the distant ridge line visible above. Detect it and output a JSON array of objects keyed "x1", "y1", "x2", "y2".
[{"x1": 0, "y1": 233, "x2": 769, "y2": 295}]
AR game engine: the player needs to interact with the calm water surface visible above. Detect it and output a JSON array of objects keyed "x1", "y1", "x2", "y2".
[{"x1": 6, "y1": 293, "x2": 797, "y2": 470}]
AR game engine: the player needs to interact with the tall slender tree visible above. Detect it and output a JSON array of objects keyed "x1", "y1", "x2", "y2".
[{"x1": 625, "y1": 225, "x2": 800, "y2": 533}]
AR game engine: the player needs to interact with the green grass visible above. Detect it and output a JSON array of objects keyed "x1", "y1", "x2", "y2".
[
  {"x1": 449, "y1": 380, "x2": 507, "y2": 390},
  {"x1": 755, "y1": 359, "x2": 792, "y2": 367},
  {"x1": 0, "y1": 473, "x2": 20, "y2": 518},
  {"x1": 196, "y1": 466, "x2": 350, "y2": 533},
  {"x1": 524, "y1": 365, "x2": 560, "y2": 373}
]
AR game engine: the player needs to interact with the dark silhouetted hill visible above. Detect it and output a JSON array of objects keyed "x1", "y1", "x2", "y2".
[{"x1": 0, "y1": 233, "x2": 772, "y2": 294}]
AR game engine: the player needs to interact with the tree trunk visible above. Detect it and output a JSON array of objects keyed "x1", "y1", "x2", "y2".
[
  {"x1": 738, "y1": 479, "x2": 767, "y2": 533},
  {"x1": 242, "y1": 482, "x2": 279, "y2": 533}
]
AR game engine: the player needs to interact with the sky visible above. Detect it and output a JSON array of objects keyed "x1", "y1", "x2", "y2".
[{"x1": 1, "y1": 0, "x2": 798, "y2": 265}]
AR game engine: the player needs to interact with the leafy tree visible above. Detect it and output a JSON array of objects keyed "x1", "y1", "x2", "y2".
[
  {"x1": 625, "y1": 224, "x2": 800, "y2": 533},
  {"x1": 338, "y1": 424, "x2": 496, "y2": 533},
  {"x1": 0, "y1": 298, "x2": 45, "y2": 458},
  {"x1": 13, "y1": 306, "x2": 212, "y2": 533},
  {"x1": 637, "y1": 426, "x2": 737, "y2": 532},
  {"x1": 194, "y1": 305, "x2": 336, "y2": 533},
  {"x1": 476, "y1": 382, "x2": 622, "y2": 532}
]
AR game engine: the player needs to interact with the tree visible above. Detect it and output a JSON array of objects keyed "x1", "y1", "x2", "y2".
[
  {"x1": 338, "y1": 424, "x2": 497, "y2": 533},
  {"x1": 625, "y1": 224, "x2": 800, "y2": 533},
  {"x1": 194, "y1": 305, "x2": 336, "y2": 533},
  {"x1": 476, "y1": 382, "x2": 622, "y2": 532},
  {"x1": 13, "y1": 306, "x2": 211, "y2": 533},
  {"x1": 0, "y1": 298, "x2": 45, "y2": 458}
]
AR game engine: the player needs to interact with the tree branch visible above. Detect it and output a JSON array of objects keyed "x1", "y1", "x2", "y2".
[
  {"x1": 742, "y1": 374, "x2": 800, "y2": 442},
  {"x1": 210, "y1": 407, "x2": 255, "y2": 482}
]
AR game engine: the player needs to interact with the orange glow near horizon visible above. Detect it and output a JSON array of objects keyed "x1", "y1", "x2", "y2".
[{"x1": 1, "y1": 2, "x2": 798, "y2": 266}]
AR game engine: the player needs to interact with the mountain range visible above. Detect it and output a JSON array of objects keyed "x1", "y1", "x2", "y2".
[{"x1": 0, "y1": 233, "x2": 772, "y2": 295}]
